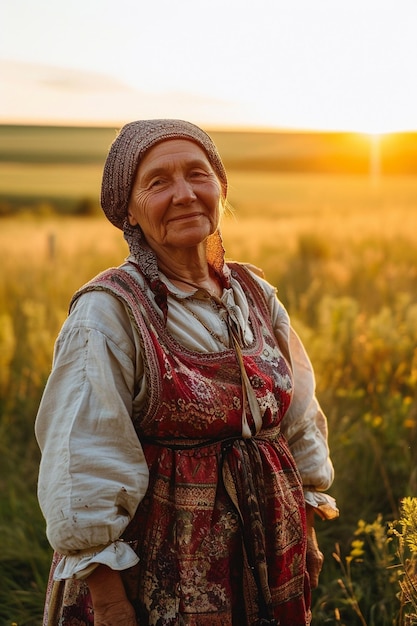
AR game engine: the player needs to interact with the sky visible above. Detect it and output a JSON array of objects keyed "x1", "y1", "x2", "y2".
[{"x1": 1, "y1": 0, "x2": 417, "y2": 132}]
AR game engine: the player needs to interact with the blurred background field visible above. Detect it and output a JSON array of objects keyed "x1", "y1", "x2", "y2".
[{"x1": 1, "y1": 125, "x2": 417, "y2": 625}]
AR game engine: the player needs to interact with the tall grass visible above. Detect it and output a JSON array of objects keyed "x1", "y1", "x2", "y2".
[{"x1": 1, "y1": 172, "x2": 417, "y2": 624}]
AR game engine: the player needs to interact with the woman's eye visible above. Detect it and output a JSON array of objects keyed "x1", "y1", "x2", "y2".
[
  {"x1": 150, "y1": 179, "x2": 164, "y2": 188},
  {"x1": 190, "y1": 170, "x2": 207, "y2": 179}
]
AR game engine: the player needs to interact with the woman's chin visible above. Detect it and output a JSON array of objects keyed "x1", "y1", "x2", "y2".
[{"x1": 165, "y1": 226, "x2": 215, "y2": 250}]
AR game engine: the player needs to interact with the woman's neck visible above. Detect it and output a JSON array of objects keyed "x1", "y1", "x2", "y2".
[{"x1": 156, "y1": 249, "x2": 222, "y2": 297}]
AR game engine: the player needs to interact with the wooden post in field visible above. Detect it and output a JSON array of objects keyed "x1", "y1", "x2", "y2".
[{"x1": 48, "y1": 232, "x2": 56, "y2": 262}]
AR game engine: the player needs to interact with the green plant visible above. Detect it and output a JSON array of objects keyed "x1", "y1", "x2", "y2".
[
  {"x1": 389, "y1": 497, "x2": 417, "y2": 625},
  {"x1": 313, "y1": 515, "x2": 398, "y2": 625}
]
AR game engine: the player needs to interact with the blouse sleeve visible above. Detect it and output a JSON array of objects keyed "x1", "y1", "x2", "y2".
[
  {"x1": 250, "y1": 272, "x2": 338, "y2": 520},
  {"x1": 35, "y1": 291, "x2": 149, "y2": 578}
]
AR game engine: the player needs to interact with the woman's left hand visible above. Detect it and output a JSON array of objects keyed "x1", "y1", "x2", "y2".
[
  {"x1": 306, "y1": 525, "x2": 324, "y2": 588},
  {"x1": 93, "y1": 599, "x2": 137, "y2": 626},
  {"x1": 305, "y1": 504, "x2": 324, "y2": 589},
  {"x1": 87, "y1": 564, "x2": 138, "y2": 625}
]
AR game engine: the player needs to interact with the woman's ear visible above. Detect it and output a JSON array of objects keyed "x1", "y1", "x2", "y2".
[{"x1": 127, "y1": 205, "x2": 138, "y2": 226}]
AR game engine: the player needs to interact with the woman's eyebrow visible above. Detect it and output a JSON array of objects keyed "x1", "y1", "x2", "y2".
[
  {"x1": 141, "y1": 167, "x2": 167, "y2": 181},
  {"x1": 140, "y1": 159, "x2": 211, "y2": 182},
  {"x1": 186, "y1": 158, "x2": 211, "y2": 169}
]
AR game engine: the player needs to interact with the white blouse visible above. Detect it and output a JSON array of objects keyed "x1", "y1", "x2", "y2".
[{"x1": 35, "y1": 262, "x2": 337, "y2": 581}]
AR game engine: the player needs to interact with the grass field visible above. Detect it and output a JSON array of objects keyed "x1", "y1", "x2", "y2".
[{"x1": 1, "y1": 125, "x2": 417, "y2": 625}]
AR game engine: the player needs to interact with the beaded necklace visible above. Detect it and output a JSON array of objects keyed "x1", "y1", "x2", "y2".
[{"x1": 176, "y1": 295, "x2": 231, "y2": 349}]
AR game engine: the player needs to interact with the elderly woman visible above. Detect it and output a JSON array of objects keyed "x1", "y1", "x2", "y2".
[{"x1": 36, "y1": 119, "x2": 338, "y2": 626}]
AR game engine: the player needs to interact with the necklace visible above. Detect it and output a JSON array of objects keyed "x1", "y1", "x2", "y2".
[
  {"x1": 161, "y1": 270, "x2": 223, "y2": 299},
  {"x1": 174, "y1": 296, "x2": 231, "y2": 349}
]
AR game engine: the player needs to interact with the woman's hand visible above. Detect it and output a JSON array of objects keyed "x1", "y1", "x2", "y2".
[
  {"x1": 305, "y1": 504, "x2": 324, "y2": 589},
  {"x1": 87, "y1": 564, "x2": 137, "y2": 626},
  {"x1": 93, "y1": 599, "x2": 137, "y2": 626}
]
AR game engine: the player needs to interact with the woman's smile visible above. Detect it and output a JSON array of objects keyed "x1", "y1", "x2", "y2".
[{"x1": 167, "y1": 211, "x2": 204, "y2": 222}]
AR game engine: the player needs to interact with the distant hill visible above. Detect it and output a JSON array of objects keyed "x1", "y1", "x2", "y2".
[{"x1": 1, "y1": 124, "x2": 417, "y2": 175}]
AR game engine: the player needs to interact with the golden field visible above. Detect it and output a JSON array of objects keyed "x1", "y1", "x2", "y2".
[{"x1": 1, "y1": 125, "x2": 417, "y2": 625}]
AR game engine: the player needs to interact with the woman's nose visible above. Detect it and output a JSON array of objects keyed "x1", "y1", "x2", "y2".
[{"x1": 172, "y1": 177, "x2": 197, "y2": 203}]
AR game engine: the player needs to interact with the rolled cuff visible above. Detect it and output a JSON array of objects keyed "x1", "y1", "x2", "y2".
[
  {"x1": 304, "y1": 490, "x2": 339, "y2": 520},
  {"x1": 53, "y1": 540, "x2": 139, "y2": 581}
]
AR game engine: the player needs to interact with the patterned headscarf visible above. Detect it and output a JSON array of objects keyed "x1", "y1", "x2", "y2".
[{"x1": 100, "y1": 119, "x2": 229, "y2": 318}]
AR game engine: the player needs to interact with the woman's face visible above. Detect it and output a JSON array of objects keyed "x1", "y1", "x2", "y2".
[{"x1": 127, "y1": 139, "x2": 222, "y2": 253}]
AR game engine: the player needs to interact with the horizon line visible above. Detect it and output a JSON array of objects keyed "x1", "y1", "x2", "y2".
[{"x1": 1, "y1": 117, "x2": 417, "y2": 136}]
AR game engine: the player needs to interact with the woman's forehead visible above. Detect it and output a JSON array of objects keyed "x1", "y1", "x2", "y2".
[{"x1": 139, "y1": 139, "x2": 209, "y2": 169}]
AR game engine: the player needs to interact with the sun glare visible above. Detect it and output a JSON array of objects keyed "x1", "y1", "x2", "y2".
[
  {"x1": 311, "y1": 116, "x2": 413, "y2": 136},
  {"x1": 339, "y1": 113, "x2": 416, "y2": 137}
]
